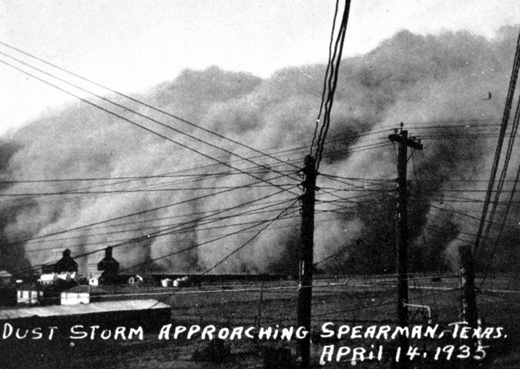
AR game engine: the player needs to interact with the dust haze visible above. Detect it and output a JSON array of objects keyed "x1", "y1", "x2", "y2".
[{"x1": 1, "y1": 27, "x2": 519, "y2": 276}]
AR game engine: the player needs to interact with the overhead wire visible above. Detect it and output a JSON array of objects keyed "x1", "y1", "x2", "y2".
[
  {"x1": 0, "y1": 40, "x2": 303, "y2": 174},
  {"x1": 477, "y1": 85, "x2": 520, "y2": 287},
  {"x1": 4, "y1": 171, "x2": 294, "y2": 248},
  {"x1": 479, "y1": 96, "x2": 520, "y2": 253},
  {"x1": 473, "y1": 27, "x2": 520, "y2": 256},
  {"x1": 310, "y1": 0, "x2": 341, "y2": 155},
  {"x1": 313, "y1": 0, "x2": 352, "y2": 171},
  {"x1": 13, "y1": 185, "x2": 299, "y2": 275},
  {"x1": 22, "y1": 198, "x2": 300, "y2": 253},
  {"x1": 1, "y1": 23, "x2": 516, "y2": 278},
  {"x1": 0, "y1": 54, "x2": 300, "y2": 197},
  {"x1": 62, "y1": 187, "x2": 297, "y2": 258},
  {"x1": 119, "y1": 201, "x2": 300, "y2": 274},
  {"x1": 2, "y1": 44, "x2": 368, "y2": 234},
  {"x1": 0, "y1": 56, "x2": 315, "y2": 270},
  {"x1": 202, "y1": 198, "x2": 300, "y2": 274},
  {"x1": 3, "y1": 50, "x2": 395, "y2": 252},
  {"x1": 0, "y1": 47, "x2": 398, "y2": 222}
]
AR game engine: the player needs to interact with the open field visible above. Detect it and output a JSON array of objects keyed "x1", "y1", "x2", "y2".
[{"x1": 1, "y1": 273, "x2": 519, "y2": 368}]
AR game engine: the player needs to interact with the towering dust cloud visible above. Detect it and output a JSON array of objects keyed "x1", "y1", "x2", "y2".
[{"x1": 1, "y1": 27, "x2": 519, "y2": 275}]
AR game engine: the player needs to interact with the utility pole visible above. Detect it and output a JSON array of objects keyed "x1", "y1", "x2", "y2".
[
  {"x1": 297, "y1": 155, "x2": 317, "y2": 369},
  {"x1": 388, "y1": 126, "x2": 423, "y2": 369},
  {"x1": 458, "y1": 244, "x2": 479, "y2": 369},
  {"x1": 459, "y1": 245, "x2": 478, "y2": 327}
]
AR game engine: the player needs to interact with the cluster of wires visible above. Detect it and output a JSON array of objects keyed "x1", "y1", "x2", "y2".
[
  {"x1": 0, "y1": 37, "x2": 393, "y2": 277},
  {"x1": 310, "y1": 0, "x2": 352, "y2": 171},
  {"x1": 8, "y1": 171, "x2": 396, "y2": 276},
  {"x1": 0, "y1": 42, "x2": 307, "y2": 196},
  {"x1": 1, "y1": 19, "x2": 516, "y2": 281},
  {"x1": 474, "y1": 28, "x2": 520, "y2": 261},
  {"x1": 0, "y1": 41, "x2": 305, "y2": 274}
]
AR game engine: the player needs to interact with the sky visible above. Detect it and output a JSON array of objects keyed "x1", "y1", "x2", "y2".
[{"x1": 1, "y1": 0, "x2": 519, "y2": 136}]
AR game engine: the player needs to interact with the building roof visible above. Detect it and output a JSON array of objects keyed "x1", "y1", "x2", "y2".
[
  {"x1": 89, "y1": 271, "x2": 104, "y2": 279},
  {"x1": 0, "y1": 299, "x2": 169, "y2": 320}
]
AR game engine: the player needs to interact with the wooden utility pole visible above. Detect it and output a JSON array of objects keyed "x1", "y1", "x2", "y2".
[
  {"x1": 459, "y1": 244, "x2": 479, "y2": 369},
  {"x1": 459, "y1": 245, "x2": 478, "y2": 327},
  {"x1": 388, "y1": 126, "x2": 423, "y2": 369},
  {"x1": 297, "y1": 155, "x2": 317, "y2": 369}
]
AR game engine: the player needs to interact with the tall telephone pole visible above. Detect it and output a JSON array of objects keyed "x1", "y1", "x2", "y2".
[
  {"x1": 459, "y1": 245, "x2": 478, "y2": 327},
  {"x1": 388, "y1": 126, "x2": 423, "y2": 369},
  {"x1": 458, "y1": 244, "x2": 479, "y2": 369},
  {"x1": 297, "y1": 155, "x2": 317, "y2": 369}
]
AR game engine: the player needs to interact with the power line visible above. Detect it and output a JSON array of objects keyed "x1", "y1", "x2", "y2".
[
  {"x1": 0, "y1": 40, "x2": 302, "y2": 173},
  {"x1": 0, "y1": 55, "x2": 300, "y2": 197},
  {"x1": 466, "y1": 25, "x2": 519, "y2": 255},
  {"x1": 202, "y1": 198, "x2": 300, "y2": 274},
  {"x1": 4, "y1": 172, "x2": 293, "y2": 248},
  {"x1": 13, "y1": 185, "x2": 298, "y2": 275},
  {"x1": 310, "y1": 0, "x2": 341, "y2": 154},
  {"x1": 119, "y1": 208, "x2": 297, "y2": 274},
  {"x1": 23, "y1": 198, "x2": 299, "y2": 253},
  {"x1": 312, "y1": 0, "x2": 352, "y2": 171},
  {"x1": 0, "y1": 183, "x2": 296, "y2": 197}
]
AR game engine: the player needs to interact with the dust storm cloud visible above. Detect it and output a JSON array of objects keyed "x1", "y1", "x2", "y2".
[{"x1": 1, "y1": 27, "x2": 519, "y2": 275}]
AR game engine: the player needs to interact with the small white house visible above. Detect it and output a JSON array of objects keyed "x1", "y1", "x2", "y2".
[
  {"x1": 89, "y1": 271, "x2": 104, "y2": 286},
  {"x1": 17, "y1": 290, "x2": 43, "y2": 305}
]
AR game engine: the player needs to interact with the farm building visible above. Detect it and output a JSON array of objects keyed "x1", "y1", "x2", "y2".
[
  {"x1": 97, "y1": 246, "x2": 119, "y2": 283},
  {"x1": 54, "y1": 249, "x2": 78, "y2": 273},
  {"x1": 17, "y1": 289, "x2": 43, "y2": 305},
  {"x1": 61, "y1": 285, "x2": 108, "y2": 305}
]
